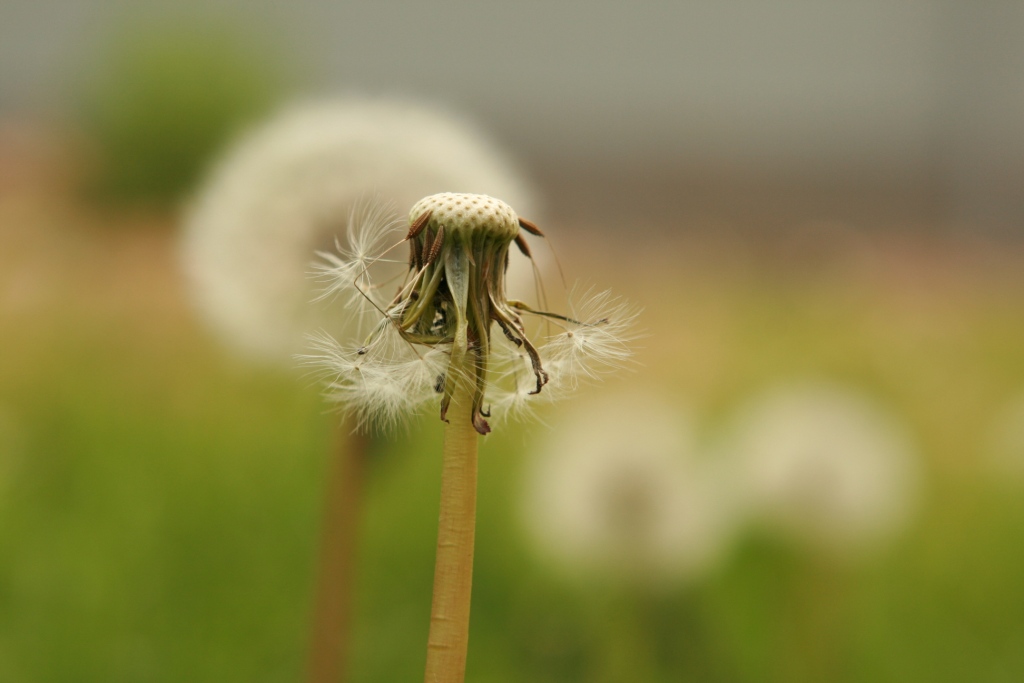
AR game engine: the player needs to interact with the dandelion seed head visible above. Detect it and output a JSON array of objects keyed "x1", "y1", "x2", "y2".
[
  {"x1": 522, "y1": 394, "x2": 740, "y2": 586},
  {"x1": 410, "y1": 192, "x2": 520, "y2": 240},
  {"x1": 181, "y1": 97, "x2": 537, "y2": 365},
  {"x1": 304, "y1": 180, "x2": 635, "y2": 431},
  {"x1": 306, "y1": 210, "x2": 639, "y2": 432},
  {"x1": 724, "y1": 381, "x2": 921, "y2": 553}
]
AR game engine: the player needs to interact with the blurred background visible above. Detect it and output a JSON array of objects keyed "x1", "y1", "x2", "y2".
[{"x1": 2, "y1": 1, "x2": 1024, "y2": 681}]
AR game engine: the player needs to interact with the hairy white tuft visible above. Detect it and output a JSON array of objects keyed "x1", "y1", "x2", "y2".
[
  {"x1": 300, "y1": 328, "x2": 448, "y2": 431},
  {"x1": 540, "y1": 288, "x2": 642, "y2": 393}
]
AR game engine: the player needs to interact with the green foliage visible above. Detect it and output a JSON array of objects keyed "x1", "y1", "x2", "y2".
[
  {"x1": 4, "y1": 231, "x2": 1024, "y2": 681},
  {"x1": 80, "y1": 19, "x2": 285, "y2": 207}
]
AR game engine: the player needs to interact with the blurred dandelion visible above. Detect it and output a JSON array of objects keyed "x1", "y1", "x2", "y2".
[
  {"x1": 303, "y1": 191, "x2": 637, "y2": 682},
  {"x1": 723, "y1": 381, "x2": 921, "y2": 553},
  {"x1": 984, "y1": 392, "x2": 1024, "y2": 482},
  {"x1": 521, "y1": 393, "x2": 739, "y2": 586},
  {"x1": 181, "y1": 97, "x2": 537, "y2": 364}
]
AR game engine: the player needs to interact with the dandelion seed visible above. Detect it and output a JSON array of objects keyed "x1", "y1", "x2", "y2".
[
  {"x1": 538, "y1": 287, "x2": 642, "y2": 392},
  {"x1": 303, "y1": 328, "x2": 448, "y2": 432},
  {"x1": 310, "y1": 200, "x2": 401, "y2": 303}
]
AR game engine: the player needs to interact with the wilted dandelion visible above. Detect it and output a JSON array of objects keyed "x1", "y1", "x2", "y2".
[
  {"x1": 180, "y1": 98, "x2": 539, "y2": 683},
  {"x1": 303, "y1": 192, "x2": 639, "y2": 434},
  {"x1": 303, "y1": 191, "x2": 637, "y2": 682},
  {"x1": 723, "y1": 381, "x2": 921, "y2": 553},
  {"x1": 522, "y1": 393, "x2": 739, "y2": 586},
  {"x1": 181, "y1": 97, "x2": 537, "y2": 364}
]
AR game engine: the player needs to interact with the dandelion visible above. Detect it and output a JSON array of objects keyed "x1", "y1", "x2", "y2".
[
  {"x1": 181, "y1": 97, "x2": 538, "y2": 364},
  {"x1": 723, "y1": 381, "x2": 921, "y2": 553},
  {"x1": 522, "y1": 393, "x2": 740, "y2": 586},
  {"x1": 304, "y1": 193, "x2": 639, "y2": 434},
  {"x1": 180, "y1": 98, "x2": 538, "y2": 683},
  {"x1": 304, "y1": 192, "x2": 637, "y2": 682}
]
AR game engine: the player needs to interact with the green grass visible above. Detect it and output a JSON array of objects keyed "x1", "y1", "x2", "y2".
[{"x1": 3, "y1": 224, "x2": 1024, "y2": 681}]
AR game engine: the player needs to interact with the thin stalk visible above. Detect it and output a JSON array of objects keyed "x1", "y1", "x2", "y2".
[
  {"x1": 423, "y1": 351, "x2": 479, "y2": 683},
  {"x1": 307, "y1": 420, "x2": 369, "y2": 683}
]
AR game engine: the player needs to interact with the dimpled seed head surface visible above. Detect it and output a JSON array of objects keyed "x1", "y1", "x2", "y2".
[{"x1": 410, "y1": 192, "x2": 519, "y2": 241}]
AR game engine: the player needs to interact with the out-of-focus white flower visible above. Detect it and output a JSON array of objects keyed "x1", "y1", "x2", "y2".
[
  {"x1": 181, "y1": 97, "x2": 538, "y2": 364},
  {"x1": 723, "y1": 382, "x2": 920, "y2": 553},
  {"x1": 521, "y1": 393, "x2": 739, "y2": 586},
  {"x1": 300, "y1": 193, "x2": 639, "y2": 433},
  {"x1": 985, "y1": 392, "x2": 1024, "y2": 482}
]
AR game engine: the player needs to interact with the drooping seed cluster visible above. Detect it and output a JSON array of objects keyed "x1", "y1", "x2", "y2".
[{"x1": 302, "y1": 192, "x2": 638, "y2": 433}]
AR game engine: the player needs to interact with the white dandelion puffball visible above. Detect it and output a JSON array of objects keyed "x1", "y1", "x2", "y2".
[
  {"x1": 985, "y1": 392, "x2": 1024, "y2": 482},
  {"x1": 724, "y1": 382, "x2": 920, "y2": 552},
  {"x1": 182, "y1": 97, "x2": 538, "y2": 363},
  {"x1": 522, "y1": 393, "x2": 740, "y2": 586}
]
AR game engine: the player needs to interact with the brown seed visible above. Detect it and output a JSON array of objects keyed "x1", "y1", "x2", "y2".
[
  {"x1": 406, "y1": 209, "x2": 433, "y2": 240},
  {"x1": 518, "y1": 217, "x2": 544, "y2": 237},
  {"x1": 425, "y1": 225, "x2": 445, "y2": 265},
  {"x1": 514, "y1": 232, "x2": 532, "y2": 258}
]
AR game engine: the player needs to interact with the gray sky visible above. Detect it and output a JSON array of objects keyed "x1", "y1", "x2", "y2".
[{"x1": 1, "y1": 0, "x2": 1021, "y2": 177}]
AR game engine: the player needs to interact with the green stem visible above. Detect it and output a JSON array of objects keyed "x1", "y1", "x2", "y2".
[
  {"x1": 307, "y1": 421, "x2": 369, "y2": 683},
  {"x1": 594, "y1": 591, "x2": 662, "y2": 683},
  {"x1": 423, "y1": 351, "x2": 479, "y2": 683}
]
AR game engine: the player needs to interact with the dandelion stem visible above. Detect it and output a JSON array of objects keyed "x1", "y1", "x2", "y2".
[
  {"x1": 307, "y1": 421, "x2": 368, "y2": 683},
  {"x1": 423, "y1": 350, "x2": 479, "y2": 683}
]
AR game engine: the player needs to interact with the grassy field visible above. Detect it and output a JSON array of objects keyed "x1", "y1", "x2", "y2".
[{"x1": 3, "y1": 193, "x2": 1024, "y2": 682}]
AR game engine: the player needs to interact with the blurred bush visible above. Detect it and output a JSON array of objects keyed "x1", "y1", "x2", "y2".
[{"x1": 79, "y1": 18, "x2": 286, "y2": 208}]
